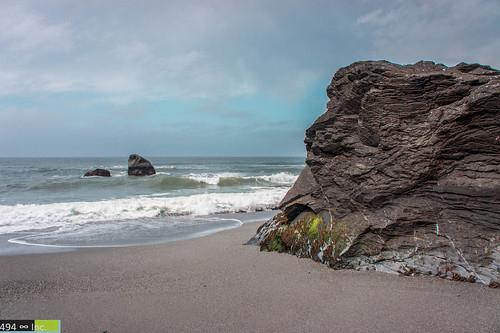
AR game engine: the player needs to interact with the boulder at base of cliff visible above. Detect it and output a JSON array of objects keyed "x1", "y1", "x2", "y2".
[
  {"x1": 251, "y1": 60, "x2": 500, "y2": 286},
  {"x1": 83, "y1": 169, "x2": 111, "y2": 177},
  {"x1": 128, "y1": 154, "x2": 156, "y2": 176}
]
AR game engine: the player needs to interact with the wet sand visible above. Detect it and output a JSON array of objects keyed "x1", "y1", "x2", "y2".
[{"x1": 0, "y1": 222, "x2": 499, "y2": 332}]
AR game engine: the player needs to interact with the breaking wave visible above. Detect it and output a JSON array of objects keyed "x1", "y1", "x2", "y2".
[
  {"x1": 0, "y1": 188, "x2": 287, "y2": 234},
  {"x1": 20, "y1": 172, "x2": 298, "y2": 193},
  {"x1": 183, "y1": 172, "x2": 298, "y2": 186}
]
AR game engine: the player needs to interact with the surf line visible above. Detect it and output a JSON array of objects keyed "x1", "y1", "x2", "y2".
[
  {"x1": 8, "y1": 231, "x2": 130, "y2": 249},
  {"x1": 7, "y1": 217, "x2": 245, "y2": 249}
]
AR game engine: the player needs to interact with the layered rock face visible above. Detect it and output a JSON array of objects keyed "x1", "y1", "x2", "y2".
[
  {"x1": 128, "y1": 154, "x2": 156, "y2": 176},
  {"x1": 252, "y1": 61, "x2": 500, "y2": 286},
  {"x1": 83, "y1": 169, "x2": 111, "y2": 177}
]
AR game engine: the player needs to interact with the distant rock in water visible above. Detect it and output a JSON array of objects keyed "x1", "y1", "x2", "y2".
[
  {"x1": 251, "y1": 60, "x2": 500, "y2": 286},
  {"x1": 128, "y1": 154, "x2": 156, "y2": 176},
  {"x1": 84, "y1": 169, "x2": 111, "y2": 177}
]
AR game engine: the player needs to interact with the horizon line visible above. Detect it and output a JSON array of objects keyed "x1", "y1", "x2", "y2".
[{"x1": 0, "y1": 155, "x2": 306, "y2": 159}]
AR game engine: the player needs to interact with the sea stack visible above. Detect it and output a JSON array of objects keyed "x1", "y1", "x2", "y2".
[
  {"x1": 251, "y1": 61, "x2": 500, "y2": 286},
  {"x1": 84, "y1": 169, "x2": 111, "y2": 177},
  {"x1": 128, "y1": 154, "x2": 156, "y2": 176}
]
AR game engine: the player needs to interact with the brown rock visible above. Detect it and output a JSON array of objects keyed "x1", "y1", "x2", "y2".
[
  {"x1": 252, "y1": 60, "x2": 500, "y2": 285},
  {"x1": 128, "y1": 154, "x2": 156, "y2": 176},
  {"x1": 83, "y1": 169, "x2": 111, "y2": 177}
]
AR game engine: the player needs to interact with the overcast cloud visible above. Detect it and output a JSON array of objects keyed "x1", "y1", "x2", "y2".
[{"x1": 0, "y1": 0, "x2": 498, "y2": 156}]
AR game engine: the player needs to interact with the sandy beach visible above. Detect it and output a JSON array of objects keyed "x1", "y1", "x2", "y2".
[{"x1": 1, "y1": 222, "x2": 499, "y2": 333}]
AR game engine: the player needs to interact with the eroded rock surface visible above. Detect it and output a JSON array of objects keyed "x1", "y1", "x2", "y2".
[
  {"x1": 252, "y1": 61, "x2": 500, "y2": 286},
  {"x1": 128, "y1": 154, "x2": 156, "y2": 176}
]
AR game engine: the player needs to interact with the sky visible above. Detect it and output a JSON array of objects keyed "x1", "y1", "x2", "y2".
[{"x1": 0, "y1": 0, "x2": 499, "y2": 157}]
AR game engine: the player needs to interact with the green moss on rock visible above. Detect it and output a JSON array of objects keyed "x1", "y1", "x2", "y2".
[
  {"x1": 307, "y1": 215, "x2": 321, "y2": 240},
  {"x1": 262, "y1": 213, "x2": 351, "y2": 264},
  {"x1": 269, "y1": 233, "x2": 285, "y2": 252}
]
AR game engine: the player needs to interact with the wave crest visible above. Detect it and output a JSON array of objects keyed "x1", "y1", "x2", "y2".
[
  {"x1": 21, "y1": 172, "x2": 297, "y2": 193},
  {"x1": 0, "y1": 188, "x2": 287, "y2": 234},
  {"x1": 184, "y1": 172, "x2": 298, "y2": 186}
]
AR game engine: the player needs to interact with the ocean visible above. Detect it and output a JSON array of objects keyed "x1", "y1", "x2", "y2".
[{"x1": 0, "y1": 157, "x2": 302, "y2": 252}]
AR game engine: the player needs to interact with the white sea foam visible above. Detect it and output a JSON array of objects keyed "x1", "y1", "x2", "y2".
[
  {"x1": 0, "y1": 188, "x2": 287, "y2": 234},
  {"x1": 109, "y1": 165, "x2": 126, "y2": 169},
  {"x1": 50, "y1": 175, "x2": 74, "y2": 179},
  {"x1": 254, "y1": 172, "x2": 298, "y2": 185},
  {"x1": 184, "y1": 172, "x2": 242, "y2": 185},
  {"x1": 156, "y1": 165, "x2": 177, "y2": 169},
  {"x1": 183, "y1": 172, "x2": 298, "y2": 186}
]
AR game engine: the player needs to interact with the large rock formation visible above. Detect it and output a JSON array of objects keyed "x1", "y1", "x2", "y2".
[
  {"x1": 83, "y1": 168, "x2": 111, "y2": 177},
  {"x1": 128, "y1": 154, "x2": 156, "y2": 176},
  {"x1": 251, "y1": 61, "x2": 500, "y2": 286}
]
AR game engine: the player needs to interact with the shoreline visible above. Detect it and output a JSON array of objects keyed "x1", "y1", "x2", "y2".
[
  {"x1": 1, "y1": 222, "x2": 499, "y2": 332},
  {"x1": 0, "y1": 211, "x2": 276, "y2": 256}
]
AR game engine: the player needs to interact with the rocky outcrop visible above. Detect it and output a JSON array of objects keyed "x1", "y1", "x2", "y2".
[
  {"x1": 128, "y1": 154, "x2": 156, "y2": 176},
  {"x1": 83, "y1": 169, "x2": 111, "y2": 177},
  {"x1": 252, "y1": 61, "x2": 500, "y2": 286}
]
